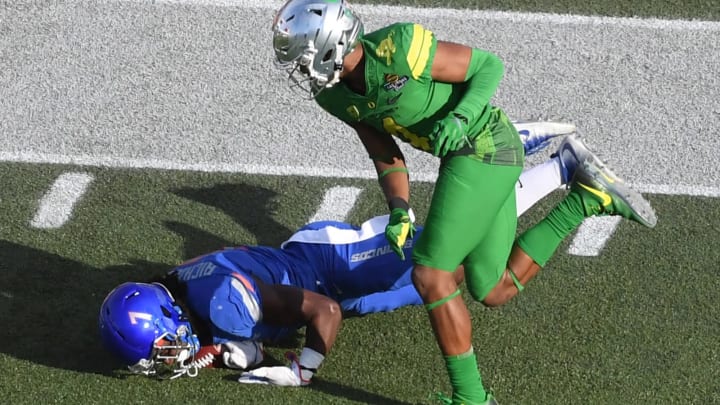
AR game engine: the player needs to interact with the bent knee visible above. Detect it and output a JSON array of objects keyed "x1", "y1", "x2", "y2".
[
  {"x1": 467, "y1": 286, "x2": 487, "y2": 303},
  {"x1": 481, "y1": 287, "x2": 516, "y2": 307},
  {"x1": 480, "y1": 272, "x2": 520, "y2": 307},
  {"x1": 412, "y1": 265, "x2": 457, "y2": 298},
  {"x1": 464, "y1": 267, "x2": 515, "y2": 305}
]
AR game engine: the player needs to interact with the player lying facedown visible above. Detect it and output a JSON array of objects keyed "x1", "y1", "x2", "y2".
[{"x1": 98, "y1": 134, "x2": 654, "y2": 386}]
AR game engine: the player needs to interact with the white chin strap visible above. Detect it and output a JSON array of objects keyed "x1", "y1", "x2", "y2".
[
  {"x1": 324, "y1": 69, "x2": 341, "y2": 88},
  {"x1": 176, "y1": 349, "x2": 190, "y2": 363},
  {"x1": 169, "y1": 349, "x2": 200, "y2": 379},
  {"x1": 327, "y1": 43, "x2": 344, "y2": 87},
  {"x1": 309, "y1": 43, "x2": 345, "y2": 97}
]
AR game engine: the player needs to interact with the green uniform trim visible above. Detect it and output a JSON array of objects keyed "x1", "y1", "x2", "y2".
[
  {"x1": 507, "y1": 266, "x2": 525, "y2": 292},
  {"x1": 378, "y1": 167, "x2": 409, "y2": 179},
  {"x1": 445, "y1": 347, "x2": 474, "y2": 361},
  {"x1": 424, "y1": 289, "x2": 461, "y2": 311}
]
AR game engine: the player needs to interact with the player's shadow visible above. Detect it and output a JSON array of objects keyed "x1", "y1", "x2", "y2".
[
  {"x1": 0, "y1": 212, "x2": 287, "y2": 377},
  {"x1": 172, "y1": 182, "x2": 294, "y2": 248},
  {"x1": 0, "y1": 240, "x2": 170, "y2": 376},
  {"x1": 309, "y1": 379, "x2": 419, "y2": 405},
  {"x1": 220, "y1": 372, "x2": 417, "y2": 405},
  {"x1": 164, "y1": 220, "x2": 234, "y2": 260},
  {"x1": 0, "y1": 181, "x2": 414, "y2": 402}
]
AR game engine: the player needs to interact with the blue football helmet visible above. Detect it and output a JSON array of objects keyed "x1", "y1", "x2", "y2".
[{"x1": 99, "y1": 282, "x2": 201, "y2": 379}]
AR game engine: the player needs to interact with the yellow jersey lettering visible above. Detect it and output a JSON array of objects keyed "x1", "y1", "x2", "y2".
[
  {"x1": 382, "y1": 117, "x2": 430, "y2": 151},
  {"x1": 376, "y1": 32, "x2": 396, "y2": 66}
]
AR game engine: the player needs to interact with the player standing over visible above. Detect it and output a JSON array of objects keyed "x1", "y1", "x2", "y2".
[
  {"x1": 271, "y1": 1, "x2": 657, "y2": 403},
  {"x1": 98, "y1": 133, "x2": 595, "y2": 384},
  {"x1": 97, "y1": 156, "x2": 575, "y2": 384}
]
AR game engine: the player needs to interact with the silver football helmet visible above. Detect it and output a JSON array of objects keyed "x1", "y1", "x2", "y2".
[{"x1": 272, "y1": 0, "x2": 364, "y2": 97}]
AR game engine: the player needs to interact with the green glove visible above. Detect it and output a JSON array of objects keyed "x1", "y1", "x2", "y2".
[
  {"x1": 385, "y1": 208, "x2": 416, "y2": 261},
  {"x1": 429, "y1": 113, "x2": 470, "y2": 157}
]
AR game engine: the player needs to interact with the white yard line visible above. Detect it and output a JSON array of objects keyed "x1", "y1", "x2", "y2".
[
  {"x1": 117, "y1": 0, "x2": 720, "y2": 30},
  {"x1": 4, "y1": 150, "x2": 718, "y2": 198},
  {"x1": 568, "y1": 216, "x2": 623, "y2": 256},
  {"x1": 30, "y1": 172, "x2": 95, "y2": 229},
  {"x1": 307, "y1": 186, "x2": 363, "y2": 223}
]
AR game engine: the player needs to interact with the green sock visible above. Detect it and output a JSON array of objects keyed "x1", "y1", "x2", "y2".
[
  {"x1": 517, "y1": 191, "x2": 586, "y2": 266},
  {"x1": 445, "y1": 348, "x2": 487, "y2": 404}
]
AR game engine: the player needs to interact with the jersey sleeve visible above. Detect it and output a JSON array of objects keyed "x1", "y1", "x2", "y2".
[
  {"x1": 208, "y1": 272, "x2": 262, "y2": 340},
  {"x1": 340, "y1": 284, "x2": 423, "y2": 315}
]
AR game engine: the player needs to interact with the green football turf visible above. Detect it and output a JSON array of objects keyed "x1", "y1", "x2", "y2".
[{"x1": 1, "y1": 163, "x2": 719, "y2": 404}]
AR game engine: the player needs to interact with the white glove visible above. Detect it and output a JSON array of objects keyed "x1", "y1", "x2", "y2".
[
  {"x1": 237, "y1": 364, "x2": 303, "y2": 386},
  {"x1": 237, "y1": 348, "x2": 323, "y2": 387},
  {"x1": 222, "y1": 340, "x2": 264, "y2": 370}
]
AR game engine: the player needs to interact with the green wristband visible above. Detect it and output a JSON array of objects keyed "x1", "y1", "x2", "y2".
[{"x1": 378, "y1": 167, "x2": 409, "y2": 179}]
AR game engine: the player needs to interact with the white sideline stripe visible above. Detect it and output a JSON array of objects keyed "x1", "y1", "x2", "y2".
[
  {"x1": 117, "y1": 0, "x2": 720, "y2": 30},
  {"x1": 30, "y1": 172, "x2": 94, "y2": 229},
  {"x1": 568, "y1": 216, "x2": 622, "y2": 256},
  {"x1": 3, "y1": 151, "x2": 719, "y2": 198},
  {"x1": 308, "y1": 186, "x2": 363, "y2": 223}
]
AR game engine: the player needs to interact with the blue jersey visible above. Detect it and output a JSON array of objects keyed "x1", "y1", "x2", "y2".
[
  {"x1": 172, "y1": 248, "x2": 310, "y2": 344},
  {"x1": 175, "y1": 216, "x2": 423, "y2": 344},
  {"x1": 282, "y1": 216, "x2": 419, "y2": 301}
]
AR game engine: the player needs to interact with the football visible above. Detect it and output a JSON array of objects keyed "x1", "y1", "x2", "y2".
[{"x1": 192, "y1": 344, "x2": 224, "y2": 369}]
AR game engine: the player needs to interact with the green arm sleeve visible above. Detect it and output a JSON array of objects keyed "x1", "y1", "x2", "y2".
[{"x1": 452, "y1": 49, "x2": 504, "y2": 123}]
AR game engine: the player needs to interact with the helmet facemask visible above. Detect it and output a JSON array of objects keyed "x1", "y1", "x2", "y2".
[
  {"x1": 274, "y1": 42, "x2": 345, "y2": 98},
  {"x1": 128, "y1": 325, "x2": 200, "y2": 380}
]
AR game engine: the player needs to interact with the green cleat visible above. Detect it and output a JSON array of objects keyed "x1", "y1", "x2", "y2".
[{"x1": 563, "y1": 136, "x2": 657, "y2": 228}]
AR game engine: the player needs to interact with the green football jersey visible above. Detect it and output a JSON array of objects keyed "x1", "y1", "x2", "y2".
[{"x1": 315, "y1": 22, "x2": 493, "y2": 155}]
